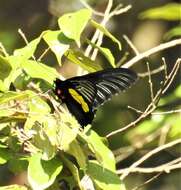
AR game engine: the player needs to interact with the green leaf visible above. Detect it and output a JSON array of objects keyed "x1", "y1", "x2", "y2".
[
  {"x1": 65, "y1": 49, "x2": 102, "y2": 72},
  {"x1": 0, "y1": 91, "x2": 29, "y2": 105},
  {"x1": 0, "y1": 109, "x2": 16, "y2": 117},
  {"x1": 66, "y1": 140, "x2": 87, "y2": 170},
  {"x1": 28, "y1": 153, "x2": 63, "y2": 190},
  {"x1": 8, "y1": 157, "x2": 28, "y2": 173},
  {"x1": 0, "y1": 55, "x2": 12, "y2": 80},
  {"x1": 57, "y1": 120, "x2": 78, "y2": 151},
  {"x1": 60, "y1": 154, "x2": 83, "y2": 190},
  {"x1": 0, "y1": 147, "x2": 12, "y2": 164},
  {"x1": 24, "y1": 91, "x2": 51, "y2": 130},
  {"x1": 58, "y1": 9, "x2": 92, "y2": 46},
  {"x1": 86, "y1": 39, "x2": 116, "y2": 67},
  {"x1": 0, "y1": 185, "x2": 28, "y2": 190},
  {"x1": 0, "y1": 55, "x2": 23, "y2": 92},
  {"x1": 90, "y1": 20, "x2": 121, "y2": 50},
  {"x1": 31, "y1": 122, "x2": 57, "y2": 160},
  {"x1": 87, "y1": 160, "x2": 122, "y2": 190},
  {"x1": 86, "y1": 130, "x2": 116, "y2": 171},
  {"x1": 13, "y1": 37, "x2": 41, "y2": 59},
  {"x1": 164, "y1": 26, "x2": 181, "y2": 40},
  {"x1": 21, "y1": 60, "x2": 59, "y2": 84},
  {"x1": 139, "y1": 3, "x2": 181, "y2": 21},
  {"x1": 175, "y1": 85, "x2": 181, "y2": 98},
  {"x1": 169, "y1": 114, "x2": 181, "y2": 138},
  {"x1": 43, "y1": 30, "x2": 71, "y2": 65}
]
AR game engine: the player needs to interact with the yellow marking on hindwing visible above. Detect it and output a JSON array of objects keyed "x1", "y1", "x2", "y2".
[{"x1": 68, "y1": 88, "x2": 89, "y2": 112}]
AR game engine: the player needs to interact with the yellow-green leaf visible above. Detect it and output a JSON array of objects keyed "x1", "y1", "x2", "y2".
[
  {"x1": 91, "y1": 20, "x2": 121, "y2": 50},
  {"x1": 58, "y1": 9, "x2": 92, "y2": 46},
  {"x1": 139, "y1": 3, "x2": 181, "y2": 21}
]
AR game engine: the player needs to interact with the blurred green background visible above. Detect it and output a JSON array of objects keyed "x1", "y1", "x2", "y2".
[{"x1": 0, "y1": 0, "x2": 180, "y2": 190}]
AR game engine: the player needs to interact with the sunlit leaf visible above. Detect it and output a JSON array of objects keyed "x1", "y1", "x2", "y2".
[
  {"x1": 164, "y1": 26, "x2": 181, "y2": 40},
  {"x1": 0, "y1": 185, "x2": 28, "y2": 190},
  {"x1": 58, "y1": 9, "x2": 92, "y2": 46},
  {"x1": 67, "y1": 140, "x2": 87, "y2": 170},
  {"x1": 0, "y1": 55, "x2": 12, "y2": 80},
  {"x1": 87, "y1": 160, "x2": 122, "y2": 190},
  {"x1": 65, "y1": 49, "x2": 102, "y2": 72},
  {"x1": 0, "y1": 147, "x2": 12, "y2": 164},
  {"x1": 0, "y1": 91, "x2": 29, "y2": 105},
  {"x1": 86, "y1": 39, "x2": 116, "y2": 67},
  {"x1": 21, "y1": 60, "x2": 59, "y2": 84},
  {"x1": 13, "y1": 37, "x2": 41, "y2": 59},
  {"x1": 28, "y1": 153, "x2": 63, "y2": 190},
  {"x1": 60, "y1": 154, "x2": 83, "y2": 190},
  {"x1": 57, "y1": 121, "x2": 79, "y2": 151},
  {"x1": 86, "y1": 130, "x2": 116, "y2": 171},
  {"x1": 90, "y1": 20, "x2": 121, "y2": 50},
  {"x1": 139, "y1": 3, "x2": 181, "y2": 21},
  {"x1": 43, "y1": 30, "x2": 71, "y2": 65},
  {"x1": 8, "y1": 157, "x2": 28, "y2": 173}
]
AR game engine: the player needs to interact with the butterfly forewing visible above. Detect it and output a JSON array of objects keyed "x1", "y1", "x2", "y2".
[{"x1": 68, "y1": 68, "x2": 137, "y2": 110}]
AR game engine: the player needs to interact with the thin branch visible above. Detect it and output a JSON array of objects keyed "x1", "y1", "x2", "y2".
[
  {"x1": 122, "y1": 38, "x2": 181, "y2": 68},
  {"x1": 0, "y1": 42, "x2": 9, "y2": 56},
  {"x1": 123, "y1": 35, "x2": 139, "y2": 55},
  {"x1": 131, "y1": 173, "x2": 162, "y2": 190},
  {"x1": 79, "y1": 0, "x2": 104, "y2": 16},
  {"x1": 162, "y1": 58, "x2": 181, "y2": 94},
  {"x1": 117, "y1": 157, "x2": 181, "y2": 174},
  {"x1": 18, "y1": 29, "x2": 29, "y2": 45},
  {"x1": 162, "y1": 57, "x2": 168, "y2": 79},
  {"x1": 90, "y1": 0, "x2": 113, "y2": 60},
  {"x1": 120, "y1": 139, "x2": 181, "y2": 179},
  {"x1": 109, "y1": 5, "x2": 132, "y2": 18},
  {"x1": 138, "y1": 65, "x2": 165, "y2": 77},
  {"x1": 18, "y1": 28, "x2": 36, "y2": 60},
  {"x1": 153, "y1": 109, "x2": 181, "y2": 115},
  {"x1": 146, "y1": 62, "x2": 154, "y2": 104},
  {"x1": 159, "y1": 124, "x2": 171, "y2": 146},
  {"x1": 37, "y1": 47, "x2": 50, "y2": 61}
]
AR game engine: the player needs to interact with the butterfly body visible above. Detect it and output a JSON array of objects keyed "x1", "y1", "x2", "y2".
[{"x1": 54, "y1": 68, "x2": 138, "y2": 127}]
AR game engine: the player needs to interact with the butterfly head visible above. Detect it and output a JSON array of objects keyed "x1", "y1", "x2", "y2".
[{"x1": 54, "y1": 78, "x2": 67, "y2": 100}]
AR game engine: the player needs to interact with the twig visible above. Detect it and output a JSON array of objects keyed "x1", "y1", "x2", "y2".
[
  {"x1": 90, "y1": 0, "x2": 113, "y2": 60},
  {"x1": 146, "y1": 62, "x2": 154, "y2": 104},
  {"x1": 122, "y1": 38, "x2": 181, "y2": 68},
  {"x1": 109, "y1": 5, "x2": 132, "y2": 18},
  {"x1": 162, "y1": 58, "x2": 181, "y2": 94},
  {"x1": 153, "y1": 109, "x2": 181, "y2": 115},
  {"x1": 131, "y1": 173, "x2": 162, "y2": 190},
  {"x1": 120, "y1": 139, "x2": 181, "y2": 179},
  {"x1": 79, "y1": 0, "x2": 104, "y2": 16},
  {"x1": 37, "y1": 47, "x2": 50, "y2": 61},
  {"x1": 162, "y1": 57, "x2": 168, "y2": 79},
  {"x1": 18, "y1": 29, "x2": 29, "y2": 45},
  {"x1": 138, "y1": 65, "x2": 165, "y2": 77},
  {"x1": 159, "y1": 124, "x2": 171, "y2": 146},
  {"x1": 123, "y1": 35, "x2": 139, "y2": 55},
  {"x1": 18, "y1": 29, "x2": 36, "y2": 60},
  {"x1": 117, "y1": 157, "x2": 181, "y2": 174},
  {"x1": 0, "y1": 42, "x2": 9, "y2": 56}
]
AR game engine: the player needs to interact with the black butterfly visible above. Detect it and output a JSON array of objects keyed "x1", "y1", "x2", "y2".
[{"x1": 54, "y1": 68, "x2": 138, "y2": 127}]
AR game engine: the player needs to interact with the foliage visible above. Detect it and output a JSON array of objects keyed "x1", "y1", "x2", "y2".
[{"x1": 0, "y1": 8, "x2": 123, "y2": 190}]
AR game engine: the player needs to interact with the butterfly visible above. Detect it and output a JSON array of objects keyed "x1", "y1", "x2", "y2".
[{"x1": 54, "y1": 68, "x2": 138, "y2": 127}]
